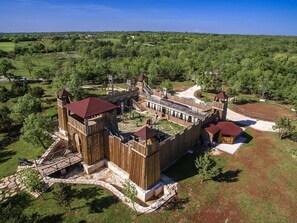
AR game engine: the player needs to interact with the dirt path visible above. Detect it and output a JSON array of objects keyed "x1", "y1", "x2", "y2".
[
  {"x1": 175, "y1": 85, "x2": 202, "y2": 103},
  {"x1": 175, "y1": 85, "x2": 276, "y2": 132}
]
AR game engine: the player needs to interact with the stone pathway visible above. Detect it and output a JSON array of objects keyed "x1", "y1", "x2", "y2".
[
  {"x1": 0, "y1": 172, "x2": 26, "y2": 203},
  {"x1": 45, "y1": 173, "x2": 177, "y2": 213}
]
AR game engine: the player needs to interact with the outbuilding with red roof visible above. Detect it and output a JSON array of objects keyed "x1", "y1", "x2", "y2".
[{"x1": 205, "y1": 121, "x2": 242, "y2": 144}]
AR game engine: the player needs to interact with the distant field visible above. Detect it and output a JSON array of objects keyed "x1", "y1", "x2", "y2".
[
  {"x1": 13, "y1": 52, "x2": 79, "y2": 78},
  {"x1": 0, "y1": 42, "x2": 15, "y2": 51}
]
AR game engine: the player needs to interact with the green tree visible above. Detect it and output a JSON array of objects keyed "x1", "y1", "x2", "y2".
[
  {"x1": 33, "y1": 67, "x2": 52, "y2": 81},
  {"x1": 29, "y1": 86, "x2": 44, "y2": 98},
  {"x1": 273, "y1": 117, "x2": 296, "y2": 139},
  {"x1": 0, "y1": 201, "x2": 29, "y2": 223},
  {"x1": 53, "y1": 183, "x2": 74, "y2": 210},
  {"x1": 120, "y1": 34, "x2": 128, "y2": 45},
  {"x1": 123, "y1": 179, "x2": 138, "y2": 214},
  {"x1": 67, "y1": 72, "x2": 84, "y2": 100},
  {"x1": 0, "y1": 59, "x2": 15, "y2": 82},
  {"x1": 195, "y1": 152, "x2": 221, "y2": 183},
  {"x1": 10, "y1": 93, "x2": 41, "y2": 122},
  {"x1": 0, "y1": 106, "x2": 12, "y2": 132},
  {"x1": 21, "y1": 113, "x2": 52, "y2": 149},
  {"x1": 22, "y1": 55, "x2": 35, "y2": 77},
  {"x1": 0, "y1": 86, "x2": 10, "y2": 103},
  {"x1": 160, "y1": 80, "x2": 174, "y2": 94},
  {"x1": 20, "y1": 168, "x2": 45, "y2": 196},
  {"x1": 11, "y1": 80, "x2": 30, "y2": 97}
]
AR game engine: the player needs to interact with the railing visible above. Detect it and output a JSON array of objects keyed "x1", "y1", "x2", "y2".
[
  {"x1": 68, "y1": 115, "x2": 86, "y2": 134},
  {"x1": 39, "y1": 147, "x2": 74, "y2": 164},
  {"x1": 38, "y1": 153, "x2": 82, "y2": 176},
  {"x1": 132, "y1": 99, "x2": 146, "y2": 111},
  {"x1": 143, "y1": 82, "x2": 153, "y2": 95}
]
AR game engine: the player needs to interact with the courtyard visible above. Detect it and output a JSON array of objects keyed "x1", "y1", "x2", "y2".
[{"x1": 117, "y1": 111, "x2": 185, "y2": 139}]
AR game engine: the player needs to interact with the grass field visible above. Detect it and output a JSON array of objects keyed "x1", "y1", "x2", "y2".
[
  {"x1": 13, "y1": 54, "x2": 55, "y2": 78},
  {"x1": 0, "y1": 42, "x2": 15, "y2": 51},
  {"x1": 1, "y1": 127, "x2": 297, "y2": 222},
  {"x1": 0, "y1": 133, "x2": 45, "y2": 179}
]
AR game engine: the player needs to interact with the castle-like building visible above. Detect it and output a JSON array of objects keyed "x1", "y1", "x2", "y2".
[{"x1": 56, "y1": 78, "x2": 228, "y2": 201}]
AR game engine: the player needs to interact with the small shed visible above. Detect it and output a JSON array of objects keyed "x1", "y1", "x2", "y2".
[{"x1": 205, "y1": 121, "x2": 242, "y2": 144}]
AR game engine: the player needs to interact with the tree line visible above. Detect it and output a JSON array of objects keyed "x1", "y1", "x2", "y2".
[{"x1": 0, "y1": 32, "x2": 297, "y2": 103}]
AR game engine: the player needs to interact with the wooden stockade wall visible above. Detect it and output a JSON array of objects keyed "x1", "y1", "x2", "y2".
[
  {"x1": 106, "y1": 136, "x2": 160, "y2": 190},
  {"x1": 67, "y1": 119, "x2": 108, "y2": 165},
  {"x1": 159, "y1": 122, "x2": 203, "y2": 171}
]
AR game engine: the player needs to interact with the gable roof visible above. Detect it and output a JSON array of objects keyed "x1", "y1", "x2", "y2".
[
  {"x1": 216, "y1": 91, "x2": 228, "y2": 100},
  {"x1": 57, "y1": 89, "x2": 71, "y2": 99},
  {"x1": 133, "y1": 126, "x2": 158, "y2": 141},
  {"x1": 205, "y1": 124, "x2": 221, "y2": 135},
  {"x1": 216, "y1": 121, "x2": 242, "y2": 136},
  {"x1": 205, "y1": 121, "x2": 242, "y2": 137},
  {"x1": 64, "y1": 97, "x2": 118, "y2": 119}
]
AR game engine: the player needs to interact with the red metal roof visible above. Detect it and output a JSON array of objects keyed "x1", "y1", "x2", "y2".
[
  {"x1": 205, "y1": 124, "x2": 221, "y2": 135},
  {"x1": 64, "y1": 97, "x2": 118, "y2": 119},
  {"x1": 216, "y1": 121, "x2": 242, "y2": 136},
  {"x1": 133, "y1": 126, "x2": 158, "y2": 141},
  {"x1": 216, "y1": 91, "x2": 228, "y2": 100}
]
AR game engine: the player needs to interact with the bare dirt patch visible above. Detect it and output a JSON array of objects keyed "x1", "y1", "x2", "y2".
[
  {"x1": 188, "y1": 199, "x2": 244, "y2": 223},
  {"x1": 233, "y1": 102, "x2": 294, "y2": 122}
]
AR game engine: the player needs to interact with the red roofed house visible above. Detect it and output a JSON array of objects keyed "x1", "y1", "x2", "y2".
[{"x1": 205, "y1": 121, "x2": 242, "y2": 144}]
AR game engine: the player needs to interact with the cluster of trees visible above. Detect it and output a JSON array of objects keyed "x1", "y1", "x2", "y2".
[
  {"x1": 0, "y1": 80, "x2": 51, "y2": 148},
  {"x1": 1, "y1": 32, "x2": 297, "y2": 139},
  {"x1": 59, "y1": 33, "x2": 297, "y2": 103},
  {"x1": 1, "y1": 32, "x2": 297, "y2": 103}
]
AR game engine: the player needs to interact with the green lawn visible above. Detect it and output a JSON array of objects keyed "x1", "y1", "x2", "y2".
[
  {"x1": 1, "y1": 127, "x2": 297, "y2": 222},
  {"x1": 1, "y1": 128, "x2": 294, "y2": 222},
  {"x1": 0, "y1": 82, "x2": 57, "y2": 179},
  {"x1": 195, "y1": 90, "x2": 216, "y2": 103},
  {"x1": 0, "y1": 134, "x2": 44, "y2": 179},
  {"x1": 13, "y1": 54, "x2": 54, "y2": 78},
  {"x1": 0, "y1": 42, "x2": 15, "y2": 52},
  {"x1": 5, "y1": 51, "x2": 79, "y2": 78}
]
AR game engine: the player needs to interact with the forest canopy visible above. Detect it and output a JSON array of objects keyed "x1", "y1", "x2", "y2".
[{"x1": 0, "y1": 32, "x2": 297, "y2": 103}]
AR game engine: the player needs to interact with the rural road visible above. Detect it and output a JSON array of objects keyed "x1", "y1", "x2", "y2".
[{"x1": 175, "y1": 85, "x2": 276, "y2": 132}]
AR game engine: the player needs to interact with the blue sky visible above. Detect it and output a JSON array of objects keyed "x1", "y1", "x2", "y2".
[{"x1": 0, "y1": 0, "x2": 297, "y2": 35}]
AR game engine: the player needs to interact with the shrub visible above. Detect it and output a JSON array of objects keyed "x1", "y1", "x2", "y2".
[
  {"x1": 11, "y1": 81, "x2": 29, "y2": 97},
  {"x1": 29, "y1": 86, "x2": 44, "y2": 98},
  {"x1": 0, "y1": 86, "x2": 10, "y2": 102}
]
